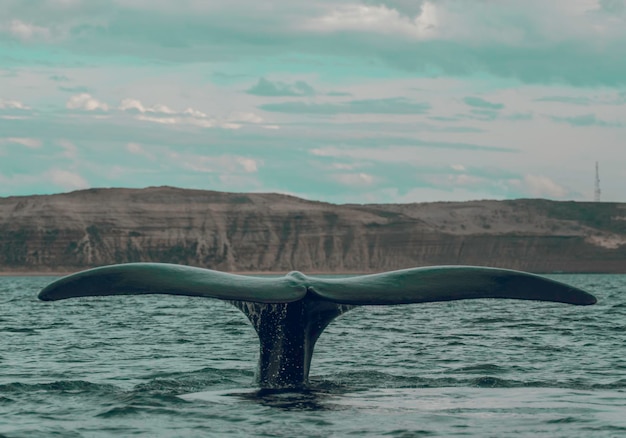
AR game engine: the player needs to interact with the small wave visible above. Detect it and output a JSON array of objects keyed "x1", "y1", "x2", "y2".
[
  {"x1": 315, "y1": 370, "x2": 626, "y2": 392},
  {"x1": 450, "y1": 364, "x2": 506, "y2": 374},
  {"x1": 0, "y1": 395, "x2": 15, "y2": 404},
  {"x1": 470, "y1": 317, "x2": 512, "y2": 324},
  {"x1": 528, "y1": 344, "x2": 570, "y2": 352},
  {"x1": 582, "y1": 425, "x2": 626, "y2": 434},
  {"x1": 133, "y1": 367, "x2": 254, "y2": 396},
  {"x1": 0, "y1": 380, "x2": 118, "y2": 394},
  {"x1": 326, "y1": 370, "x2": 517, "y2": 390},
  {"x1": 383, "y1": 429, "x2": 437, "y2": 437},
  {"x1": 95, "y1": 401, "x2": 190, "y2": 418},
  {"x1": 546, "y1": 416, "x2": 591, "y2": 424},
  {"x1": 444, "y1": 340, "x2": 466, "y2": 346},
  {"x1": 96, "y1": 405, "x2": 142, "y2": 418},
  {"x1": 470, "y1": 376, "x2": 512, "y2": 388},
  {"x1": 1, "y1": 326, "x2": 38, "y2": 334},
  {"x1": 588, "y1": 378, "x2": 626, "y2": 390}
]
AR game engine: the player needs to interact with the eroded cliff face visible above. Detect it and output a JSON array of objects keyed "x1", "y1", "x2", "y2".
[{"x1": 1, "y1": 187, "x2": 625, "y2": 273}]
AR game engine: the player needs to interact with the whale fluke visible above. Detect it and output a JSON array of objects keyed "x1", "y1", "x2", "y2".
[
  {"x1": 38, "y1": 263, "x2": 306, "y2": 303},
  {"x1": 307, "y1": 265, "x2": 597, "y2": 306},
  {"x1": 38, "y1": 263, "x2": 597, "y2": 388}
]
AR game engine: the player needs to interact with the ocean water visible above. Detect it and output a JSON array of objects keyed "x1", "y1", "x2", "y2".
[{"x1": 1, "y1": 274, "x2": 625, "y2": 437}]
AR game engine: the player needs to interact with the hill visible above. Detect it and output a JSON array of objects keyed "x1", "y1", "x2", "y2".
[{"x1": 1, "y1": 187, "x2": 625, "y2": 273}]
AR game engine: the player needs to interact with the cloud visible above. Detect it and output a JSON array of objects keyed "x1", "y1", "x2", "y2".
[
  {"x1": 0, "y1": 99, "x2": 30, "y2": 110},
  {"x1": 334, "y1": 172, "x2": 376, "y2": 187},
  {"x1": 246, "y1": 78, "x2": 316, "y2": 96},
  {"x1": 465, "y1": 109, "x2": 499, "y2": 121},
  {"x1": 119, "y1": 98, "x2": 177, "y2": 115},
  {"x1": 0, "y1": 137, "x2": 42, "y2": 148},
  {"x1": 137, "y1": 114, "x2": 229, "y2": 128},
  {"x1": 49, "y1": 74, "x2": 70, "y2": 82},
  {"x1": 535, "y1": 96, "x2": 592, "y2": 105},
  {"x1": 450, "y1": 164, "x2": 465, "y2": 171},
  {"x1": 48, "y1": 169, "x2": 89, "y2": 190},
  {"x1": 66, "y1": 93, "x2": 109, "y2": 111},
  {"x1": 504, "y1": 112, "x2": 533, "y2": 121},
  {"x1": 4, "y1": 19, "x2": 51, "y2": 41},
  {"x1": 448, "y1": 173, "x2": 484, "y2": 187},
  {"x1": 309, "y1": 143, "x2": 510, "y2": 166},
  {"x1": 2, "y1": 2, "x2": 625, "y2": 203},
  {"x1": 135, "y1": 113, "x2": 243, "y2": 130},
  {"x1": 551, "y1": 113, "x2": 622, "y2": 127},
  {"x1": 404, "y1": 167, "x2": 572, "y2": 200},
  {"x1": 0, "y1": 99, "x2": 32, "y2": 121},
  {"x1": 182, "y1": 107, "x2": 208, "y2": 118},
  {"x1": 3, "y1": 1, "x2": 626, "y2": 86},
  {"x1": 260, "y1": 97, "x2": 430, "y2": 114},
  {"x1": 237, "y1": 157, "x2": 258, "y2": 173},
  {"x1": 463, "y1": 96, "x2": 504, "y2": 110},
  {"x1": 535, "y1": 92, "x2": 626, "y2": 106},
  {"x1": 227, "y1": 112, "x2": 264, "y2": 124},
  {"x1": 49, "y1": 0, "x2": 82, "y2": 6},
  {"x1": 56, "y1": 139, "x2": 77, "y2": 159},
  {"x1": 598, "y1": 0, "x2": 626, "y2": 14},
  {"x1": 179, "y1": 154, "x2": 260, "y2": 174},
  {"x1": 58, "y1": 85, "x2": 90, "y2": 93},
  {"x1": 119, "y1": 97, "x2": 264, "y2": 129},
  {"x1": 134, "y1": 115, "x2": 179, "y2": 125},
  {"x1": 310, "y1": 136, "x2": 516, "y2": 154},
  {"x1": 126, "y1": 142, "x2": 155, "y2": 160},
  {"x1": 326, "y1": 91, "x2": 352, "y2": 97},
  {"x1": 362, "y1": 0, "x2": 428, "y2": 18},
  {"x1": 305, "y1": 2, "x2": 438, "y2": 39},
  {"x1": 126, "y1": 142, "x2": 144, "y2": 154},
  {"x1": 514, "y1": 174, "x2": 568, "y2": 198}
]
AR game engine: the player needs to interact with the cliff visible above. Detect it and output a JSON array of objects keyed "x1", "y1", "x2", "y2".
[{"x1": 1, "y1": 186, "x2": 625, "y2": 274}]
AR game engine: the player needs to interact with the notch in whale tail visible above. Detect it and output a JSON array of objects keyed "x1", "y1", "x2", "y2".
[{"x1": 37, "y1": 263, "x2": 597, "y2": 388}]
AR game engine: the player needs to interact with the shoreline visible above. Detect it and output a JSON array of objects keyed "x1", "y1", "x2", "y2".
[
  {"x1": 0, "y1": 269, "x2": 373, "y2": 277},
  {"x1": 1, "y1": 269, "x2": 623, "y2": 277}
]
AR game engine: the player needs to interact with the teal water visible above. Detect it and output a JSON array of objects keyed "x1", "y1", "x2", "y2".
[{"x1": 1, "y1": 274, "x2": 625, "y2": 437}]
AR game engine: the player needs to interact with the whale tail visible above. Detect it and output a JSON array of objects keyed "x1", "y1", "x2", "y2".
[{"x1": 38, "y1": 263, "x2": 596, "y2": 387}]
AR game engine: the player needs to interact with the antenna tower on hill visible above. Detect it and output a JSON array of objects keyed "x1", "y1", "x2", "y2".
[{"x1": 594, "y1": 161, "x2": 601, "y2": 202}]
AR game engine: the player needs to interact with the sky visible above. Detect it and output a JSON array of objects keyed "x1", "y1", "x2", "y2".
[{"x1": 1, "y1": 0, "x2": 625, "y2": 204}]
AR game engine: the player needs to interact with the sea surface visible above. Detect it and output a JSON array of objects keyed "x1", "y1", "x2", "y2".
[{"x1": 1, "y1": 274, "x2": 625, "y2": 437}]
